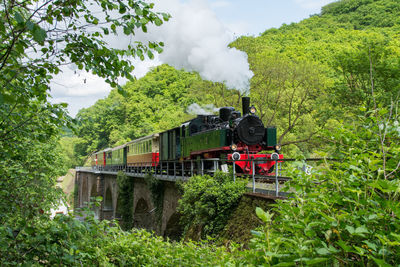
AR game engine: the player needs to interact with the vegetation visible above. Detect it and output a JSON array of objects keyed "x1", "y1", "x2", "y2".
[
  {"x1": 1, "y1": 0, "x2": 400, "y2": 265},
  {"x1": 0, "y1": 0, "x2": 168, "y2": 246},
  {"x1": 177, "y1": 172, "x2": 248, "y2": 240},
  {"x1": 247, "y1": 107, "x2": 400, "y2": 265},
  {"x1": 0, "y1": 205, "x2": 238, "y2": 266},
  {"x1": 116, "y1": 171, "x2": 135, "y2": 230}
]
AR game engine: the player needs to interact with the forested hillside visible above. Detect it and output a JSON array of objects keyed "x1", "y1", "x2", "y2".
[{"x1": 70, "y1": 0, "x2": 400, "y2": 163}]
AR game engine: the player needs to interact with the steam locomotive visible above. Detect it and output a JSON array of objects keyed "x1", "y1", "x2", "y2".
[{"x1": 91, "y1": 97, "x2": 283, "y2": 175}]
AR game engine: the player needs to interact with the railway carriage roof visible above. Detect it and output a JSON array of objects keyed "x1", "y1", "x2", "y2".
[
  {"x1": 111, "y1": 144, "x2": 126, "y2": 151},
  {"x1": 125, "y1": 133, "x2": 159, "y2": 145},
  {"x1": 93, "y1": 148, "x2": 112, "y2": 155}
]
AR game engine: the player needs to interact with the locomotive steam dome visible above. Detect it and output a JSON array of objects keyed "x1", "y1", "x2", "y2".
[{"x1": 236, "y1": 115, "x2": 265, "y2": 145}]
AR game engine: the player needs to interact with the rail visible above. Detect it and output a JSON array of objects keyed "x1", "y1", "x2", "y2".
[{"x1": 76, "y1": 158, "x2": 332, "y2": 197}]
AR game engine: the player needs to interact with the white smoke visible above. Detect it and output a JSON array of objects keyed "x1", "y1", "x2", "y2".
[
  {"x1": 186, "y1": 103, "x2": 219, "y2": 115},
  {"x1": 135, "y1": 0, "x2": 253, "y2": 95}
]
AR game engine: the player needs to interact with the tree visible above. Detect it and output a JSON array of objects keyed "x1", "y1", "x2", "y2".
[
  {"x1": 249, "y1": 54, "x2": 325, "y2": 154},
  {"x1": 0, "y1": 0, "x2": 169, "y2": 226},
  {"x1": 330, "y1": 29, "x2": 400, "y2": 113}
]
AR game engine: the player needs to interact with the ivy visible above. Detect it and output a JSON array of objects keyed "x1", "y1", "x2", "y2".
[
  {"x1": 116, "y1": 171, "x2": 134, "y2": 230},
  {"x1": 177, "y1": 171, "x2": 248, "y2": 239},
  {"x1": 145, "y1": 173, "x2": 165, "y2": 233}
]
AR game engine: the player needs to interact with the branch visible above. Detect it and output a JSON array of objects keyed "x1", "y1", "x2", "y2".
[{"x1": 281, "y1": 132, "x2": 317, "y2": 146}]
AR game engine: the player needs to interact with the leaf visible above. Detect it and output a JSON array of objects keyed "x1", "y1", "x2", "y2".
[
  {"x1": 336, "y1": 240, "x2": 357, "y2": 253},
  {"x1": 255, "y1": 207, "x2": 272, "y2": 223},
  {"x1": 304, "y1": 257, "x2": 329, "y2": 265},
  {"x1": 272, "y1": 262, "x2": 295, "y2": 267},
  {"x1": 345, "y1": 225, "x2": 355, "y2": 234},
  {"x1": 355, "y1": 226, "x2": 369, "y2": 235},
  {"x1": 14, "y1": 11, "x2": 24, "y2": 24},
  {"x1": 370, "y1": 256, "x2": 391, "y2": 267},
  {"x1": 147, "y1": 50, "x2": 154, "y2": 59},
  {"x1": 154, "y1": 18, "x2": 162, "y2": 26},
  {"x1": 250, "y1": 230, "x2": 262, "y2": 237},
  {"x1": 316, "y1": 247, "x2": 330, "y2": 255},
  {"x1": 32, "y1": 25, "x2": 47, "y2": 44}
]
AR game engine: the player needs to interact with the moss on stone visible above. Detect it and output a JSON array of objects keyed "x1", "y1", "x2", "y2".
[{"x1": 219, "y1": 195, "x2": 275, "y2": 247}]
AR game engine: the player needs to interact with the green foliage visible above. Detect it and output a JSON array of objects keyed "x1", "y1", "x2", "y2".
[
  {"x1": 59, "y1": 137, "x2": 84, "y2": 171},
  {"x1": 0, "y1": 209, "x2": 238, "y2": 266},
  {"x1": 178, "y1": 171, "x2": 248, "y2": 239},
  {"x1": 145, "y1": 173, "x2": 165, "y2": 231},
  {"x1": 220, "y1": 196, "x2": 275, "y2": 246},
  {"x1": 0, "y1": 0, "x2": 168, "y2": 231},
  {"x1": 0, "y1": 134, "x2": 65, "y2": 226},
  {"x1": 321, "y1": 0, "x2": 400, "y2": 28},
  {"x1": 246, "y1": 107, "x2": 400, "y2": 265},
  {"x1": 116, "y1": 171, "x2": 134, "y2": 230},
  {"x1": 231, "y1": 0, "x2": 400, "y2": 155}
]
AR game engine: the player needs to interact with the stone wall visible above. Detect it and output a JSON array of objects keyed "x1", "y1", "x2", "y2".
[{"x1": 75, "y1": 171, "x2": 182, "y2": 237}]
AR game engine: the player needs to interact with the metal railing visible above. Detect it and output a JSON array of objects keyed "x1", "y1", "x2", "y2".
[
  {"x1": 77, "y1": 158, "x2": 333, "y2": 197},
  {"x1": 78, "y1": 157, "x2": 294, "y2": 196}
]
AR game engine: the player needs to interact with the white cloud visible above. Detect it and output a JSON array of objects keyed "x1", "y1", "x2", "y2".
[{"x1": 51, "y1": 67, "x2": 110, "y2": 98}]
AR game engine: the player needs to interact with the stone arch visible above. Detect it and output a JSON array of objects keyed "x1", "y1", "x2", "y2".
[
  {"x1": 102, "y1": 186, "x2": 114, "y2": 220},
  {"x1": 133, "y1": 198, "x2": 153, "y2": 230},
  {"x1": 164, "y1": 212, "x2": 182, "y2": 241}
]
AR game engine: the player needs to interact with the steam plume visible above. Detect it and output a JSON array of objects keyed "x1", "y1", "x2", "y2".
[
  {"x1": 137, "y1": 0, "x2": 254, "y2": 95},
  {"x1": 186, "y1": 103, "x2": 219, "y2": 115}
]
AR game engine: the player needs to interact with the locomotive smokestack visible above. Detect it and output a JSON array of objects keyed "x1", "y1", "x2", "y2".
[{"x1": 242, "y1": 97, "x2": 250, "y2": 116}]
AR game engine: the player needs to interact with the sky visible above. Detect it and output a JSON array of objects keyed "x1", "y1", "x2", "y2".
[{"x1": 50, "y1": 0, "x2": 336, "y2": 117}]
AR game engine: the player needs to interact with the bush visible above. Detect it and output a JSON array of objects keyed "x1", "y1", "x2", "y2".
[
  {"x1": 177, "y1": 171, "x2": 248, "y2": 239},
  {"x1": 0, "y1": 206, "x2": 237, "y2": 266},
  {"x1": 247, "y1": 108, "x2": 400, "y2": 266}
]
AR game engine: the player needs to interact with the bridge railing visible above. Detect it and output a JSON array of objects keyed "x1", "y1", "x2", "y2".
[{"x1": 78, "y1": 158, "x2": 332, "y2": 197}]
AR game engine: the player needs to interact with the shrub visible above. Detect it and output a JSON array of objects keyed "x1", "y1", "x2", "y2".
[
  {"x1": 177, "y1": 171, "x2": 248, "y2": 239},
  {"x1": 247, "y1": 108, "x2": 400, "y2": 266}
]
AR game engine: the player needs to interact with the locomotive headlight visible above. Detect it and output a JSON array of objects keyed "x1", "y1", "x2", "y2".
[
  {"x1": 271, "y1": 152, "x2": 280, "y2": 160},
  {"x1": 232, "y1": 152, "x2": 241, "y2": 161},
  {"x1": 274, "y1": 145, "x2": 281, "y2": 151},
  {"x1": 250, "y1": 106, "x2": 256, "y2": 114},
  {"x1": 230, "y1": 144, "x2": 237, "y2": 151}
]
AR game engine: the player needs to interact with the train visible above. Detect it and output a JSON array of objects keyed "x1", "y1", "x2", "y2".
[{"x1": 91, "y1": 97, "x2": 283, "y2": 176}]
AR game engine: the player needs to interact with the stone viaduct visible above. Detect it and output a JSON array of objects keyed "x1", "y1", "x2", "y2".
[{"x1": 74, "y1": 170, "x2": 182, "y2": 238}]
